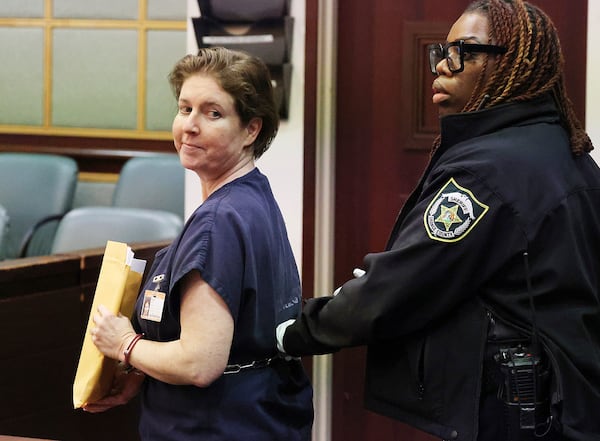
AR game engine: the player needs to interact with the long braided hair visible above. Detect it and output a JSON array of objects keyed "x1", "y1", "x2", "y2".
[{"x1": 437, "y1": 0, "x2": 592, "y2": 155}]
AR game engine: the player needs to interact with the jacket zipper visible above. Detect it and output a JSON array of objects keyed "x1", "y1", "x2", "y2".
[{"x1": 418, "y1": 340, "x2": 426, "y2": 400}]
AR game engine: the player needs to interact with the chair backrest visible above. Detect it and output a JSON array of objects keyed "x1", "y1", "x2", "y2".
[
  {"x1": 112, "y1": 155, "x2": 185, "y2": 219},
  {"x1": 50, "y1": 206, "x2": 183, "y2": 254},
  {"x1": 0, "y1": 153, "x2": 78, "y2": 259},
  {"x1": 0, "y1": 204, "x2": 9, "y2": 260}
]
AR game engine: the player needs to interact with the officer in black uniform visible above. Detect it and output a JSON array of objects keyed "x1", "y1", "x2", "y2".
[{"x1": 278, "y1": 1, "x2": 600, "y2": 440}]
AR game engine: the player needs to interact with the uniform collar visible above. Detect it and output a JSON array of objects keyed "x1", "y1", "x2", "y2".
[{"x1": 438, "y1": 93, "x2": 561, "y2": 153}]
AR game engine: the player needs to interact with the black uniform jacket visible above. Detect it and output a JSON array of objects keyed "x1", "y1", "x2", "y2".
[{"x1": 284, "y1": 94, "x2": 600, "y2": 441}]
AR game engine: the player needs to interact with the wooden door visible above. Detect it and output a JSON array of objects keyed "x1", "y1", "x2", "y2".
[{"x1": 331, "y1": 0, "x2": 587, "y2": 440}]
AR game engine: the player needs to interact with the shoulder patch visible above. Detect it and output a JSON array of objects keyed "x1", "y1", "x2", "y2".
[{"x1": 423, "y1": 177, "x2": 489, "y2": 243}]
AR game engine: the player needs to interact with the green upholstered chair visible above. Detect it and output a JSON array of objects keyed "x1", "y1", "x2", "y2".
[
  {"x1": 112, "y1": 155, "x2": 185, "y2": 220},
  {"x1": 0, "y1": 204, "x2": 9, "y2": 260},
  {"x1": 50, "y1": 206, "x2": 183, "y2": 254},
  {"x1": 0, "y1": 153, "x2": 78, "y2": 259}
]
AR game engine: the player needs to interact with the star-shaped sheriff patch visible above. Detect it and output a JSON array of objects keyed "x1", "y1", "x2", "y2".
[{"x1": 424, "y1": 177, "x2": 489, "y2": 242}]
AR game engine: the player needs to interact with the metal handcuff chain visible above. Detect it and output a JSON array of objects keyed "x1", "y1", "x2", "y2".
[{"x1": 223, "y1": 357, "x2": 276, "y2": 375}]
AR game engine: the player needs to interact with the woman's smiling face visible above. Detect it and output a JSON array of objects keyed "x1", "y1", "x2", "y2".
[{"x1": 172, "y1": 73, "x2": 259, "y2": 183}]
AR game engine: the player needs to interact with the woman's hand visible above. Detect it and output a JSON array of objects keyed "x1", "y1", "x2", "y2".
[
  {"x1": 82, "y1": 365, "x2": 145, "y2": 413},
  {"x1": 91, "y1": 304, "x2": 136, "y2": 362}
]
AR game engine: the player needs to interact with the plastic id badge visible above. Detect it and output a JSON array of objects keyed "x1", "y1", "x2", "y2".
[{"x1": 141, "y1": 290, "x2": 165, "y2": 322}]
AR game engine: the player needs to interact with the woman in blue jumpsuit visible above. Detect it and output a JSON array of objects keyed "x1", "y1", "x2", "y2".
[{"x1": 86, "y1": 47, "x2": 313, "y2": 441}]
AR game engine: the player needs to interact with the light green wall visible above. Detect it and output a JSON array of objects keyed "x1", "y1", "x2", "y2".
[
  {"x1": 0, "y1": 0, "x2": 44, "y2": 17},
  {"x1": 53, "y1": 0, "x2": 138, "y2": 19},
  {"x1": 52, "y1": 29, "x2": 139, "y2": 129},
  {"x1": 146, "y1": 30, "x2": 185, "y2": 131},
  {"x1": 0, "y1": 27, "x2": 44, "y2": 125},
  {"x1": 0, "y1": 0, "x2": 186, "y2": 135}
]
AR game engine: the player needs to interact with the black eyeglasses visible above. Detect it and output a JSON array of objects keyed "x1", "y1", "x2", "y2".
[{"x1": 428, "y1": 40, "x2": 507, "y2": 74}]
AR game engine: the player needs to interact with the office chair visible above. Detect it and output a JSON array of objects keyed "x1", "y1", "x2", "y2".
[
  {"x1": 0, "y1": 153, "x2": 78, "y2": 259},
  {"x1": 0, "y1": 204, "x2": 9, "y2": 260},
  {"x1": 50, "y1": 206, "x2": 183, "y2": 254},
  {"x1": 112, "y1": 155, "x2": 185, "y2": 220}
]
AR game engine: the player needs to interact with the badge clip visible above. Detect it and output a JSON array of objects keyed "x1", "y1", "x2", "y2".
[{"x1": 152, "y1": 274, "x2": 165, "y2": 291}]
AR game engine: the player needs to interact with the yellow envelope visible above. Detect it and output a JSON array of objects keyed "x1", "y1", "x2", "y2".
[{"x1": 73, "y1": 240, "x2": 146, "y2": 409}]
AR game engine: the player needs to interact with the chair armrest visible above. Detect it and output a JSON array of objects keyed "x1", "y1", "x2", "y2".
[{"x1": 18, "y1": 214, "x2": 65, "y2": 258}]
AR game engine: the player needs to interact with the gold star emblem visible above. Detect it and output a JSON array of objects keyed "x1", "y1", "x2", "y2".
[{"x1": 435, "y1": 204, "x2": 462, "y2": 231}]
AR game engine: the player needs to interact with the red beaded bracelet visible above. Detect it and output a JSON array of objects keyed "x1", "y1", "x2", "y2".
[{"x1": 123, "y1": 333, "x2": 144, "y2": 366}]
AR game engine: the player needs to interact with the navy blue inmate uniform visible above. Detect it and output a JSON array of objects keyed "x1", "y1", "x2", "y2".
[
  {"x1": 283, "y1": 94, "x2": 600, "y2": 441},
  {"x1": 133, "y1": 168, "x2": 313, "y2": 441}
]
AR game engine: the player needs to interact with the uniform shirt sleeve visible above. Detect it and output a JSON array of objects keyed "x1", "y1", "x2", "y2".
[{"x1": 284, "y1": 165, "x2": 526, "y2": 356}]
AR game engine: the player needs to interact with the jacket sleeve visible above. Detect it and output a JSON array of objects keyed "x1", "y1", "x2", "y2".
[{"x1": 284, "y1": 166, "x2": 526, "y2": 357}]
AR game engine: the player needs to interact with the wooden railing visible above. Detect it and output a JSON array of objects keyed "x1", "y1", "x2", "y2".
[{"x1": 0, "y1": 241, "x2": 169, "y2": 441}]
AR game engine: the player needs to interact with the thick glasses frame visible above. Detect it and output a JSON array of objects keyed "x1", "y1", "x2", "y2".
[{"x1": 428, "y1": 40, "x2": 507, "y2": 74}]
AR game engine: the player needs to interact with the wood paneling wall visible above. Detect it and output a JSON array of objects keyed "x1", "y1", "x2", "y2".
[{"x1": 0, "y1": 135, "x2": 173, "y2": 174}]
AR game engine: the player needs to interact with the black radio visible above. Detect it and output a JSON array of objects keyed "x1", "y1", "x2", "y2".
[{"x1": 494, "y1": 345, "x2": 551, "y2": 430}]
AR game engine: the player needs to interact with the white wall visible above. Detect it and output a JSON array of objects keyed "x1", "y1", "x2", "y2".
[
  {"x1": 587, "y1": 0, "x2": 600, "y2": 164},
  {"x1": 184, "y1": 0, "x2": 305, "y2": 273}
]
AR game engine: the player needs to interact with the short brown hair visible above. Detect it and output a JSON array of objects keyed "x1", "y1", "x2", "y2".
[{"x1": 169, "y1": 47, "x2": 279, "y2": 159}]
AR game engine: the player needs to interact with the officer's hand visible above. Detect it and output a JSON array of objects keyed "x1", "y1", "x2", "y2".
[{"x1": 333, "y1": 268, "x2": 365, "y2": 296}]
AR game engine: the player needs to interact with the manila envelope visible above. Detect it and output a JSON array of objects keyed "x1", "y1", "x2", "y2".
[{"x1": 73, "y1": 240, "x2": 146, "y2": 409}]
